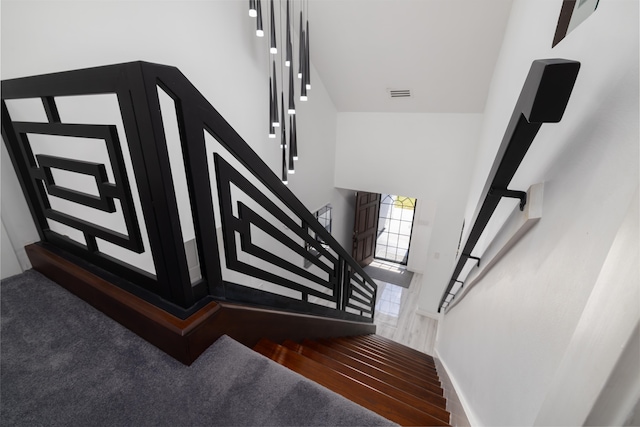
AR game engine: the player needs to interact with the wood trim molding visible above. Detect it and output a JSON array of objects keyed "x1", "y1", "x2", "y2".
[{"x1": 26, "y1": 243, "x2": 375, "y2": 365}]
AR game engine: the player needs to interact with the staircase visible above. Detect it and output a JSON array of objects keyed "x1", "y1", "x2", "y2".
[
  {"x1": 254, "y1": 334, "x2": 450, "y2": 426},
  {"x1": 3, "y1": 62, "x2": 382, "y2": 365}
]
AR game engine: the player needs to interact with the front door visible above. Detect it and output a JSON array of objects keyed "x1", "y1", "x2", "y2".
[{"x1": 352, "y1": 192, "x2": 380, "y2": 267}]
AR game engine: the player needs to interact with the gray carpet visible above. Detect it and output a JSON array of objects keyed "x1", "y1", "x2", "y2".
[{"x1": 1, "y1": 270, "x2": 396, "y2": 426}]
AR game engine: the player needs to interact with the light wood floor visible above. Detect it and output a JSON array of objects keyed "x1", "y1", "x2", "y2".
[{"x1": 373, "y1": 273, "x2": 439, "y2": 356}]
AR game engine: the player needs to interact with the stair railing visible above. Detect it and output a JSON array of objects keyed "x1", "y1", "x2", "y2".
[
  {"x1": 2, "y1": 61, "x2": 376, "y2": 322},
  {"x1": 438, "y1": 59, "x2": 580, "y2": 312}
]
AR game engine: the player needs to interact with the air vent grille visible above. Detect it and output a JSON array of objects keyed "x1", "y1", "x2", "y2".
[{"x1": 388, "y1": 89, "x2": 412, "y2": 98}]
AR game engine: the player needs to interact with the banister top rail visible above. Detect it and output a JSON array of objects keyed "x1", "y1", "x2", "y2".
[{"x1": 438, "y1": 59, "x2": 580, "y2": 313}]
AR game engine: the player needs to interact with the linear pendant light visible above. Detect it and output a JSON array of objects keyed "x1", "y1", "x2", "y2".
[
  {"x1": 280, "y1": 93, "x2": 286, "y2": 148},
  {"x1": 298, "y1": 10, "x2": 304, "y2": 79},
  {"x1": 269, "y1": 0, "x2": 277, "y2": 54},
  {"x1": 305, "y1": 19, "x2": 311, "y2": 90},
  {"x1": 288, "y1": 65, "x2": 296, "y2": 114},
  {"x1": 272, "y1": 61, "x2": 280, "y2": 127},
  {"x1": 282, "y1": 141, "x2": 288, "y2": 184},
  {"x1": 256, "y1": 0, "x2": 264, "y2": 36},
  {"x1": 249, "y1": 0, "x2": 257, "y2": 17},
  {"x1": 281, "y1": 95, "x2": 288, "y2": 183},
  {"x1": 268, "y1": 77, "x2": 276, "y2": 138},
  {"x1": 288, "y1": 116, "x2": 295, "y2": 174},
  {"x1": 300, "y1": 28, "x2": 307, "y2": 101},
  {"x1": 292, "y1": 114, "x2": 298, "y2": 160},
  {"x1": 285, "y1": 0, "x2": 292, "y2": 67}
]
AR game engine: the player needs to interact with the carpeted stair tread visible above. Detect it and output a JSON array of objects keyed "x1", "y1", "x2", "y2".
[
  {"x1": 1, "y1": 270, "x2": 395, "y2": 426},
  {"x1": 300, "y1": 340, "x2": 447, "y2": 408},
  {"x1": 281, "y1": 340, "x2": 450, "y2": 423},
  {"x1": 254, "y1": 339, "x2": 449, "y2": 426},
  {"x1": 317, "y1": 338, "x2": 443, "y2": 393},
  {"x1": 344, "y1": 337, "x2": 440, "y2": 379}
]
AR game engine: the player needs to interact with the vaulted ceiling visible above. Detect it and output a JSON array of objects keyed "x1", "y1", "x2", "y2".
[{"x1": 309, "y1": 0, "x2": 514, "y2": 113}]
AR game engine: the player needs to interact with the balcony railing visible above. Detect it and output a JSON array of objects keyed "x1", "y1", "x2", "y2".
[{"x1": 2, "y1": 61, "x2": 376, "y2": 322}]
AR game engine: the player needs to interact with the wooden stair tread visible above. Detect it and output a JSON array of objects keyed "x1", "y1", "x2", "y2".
[
  {"x1": 317, "y1": 338, "x2": 443, "y2": 393},
  {"x1": 301, "y1": 340, "x2": 447, "y2": 407},
  {"x1": 315, "y1": 338, "x2": 443, "y2": 395},
  {"x1": 282, "y1": 340, "x2": 450, "y2": 423},
  {"x1": 354, "y1": 335, "x2": 437, "y2": 370},
  {"x1": 366, "y1": 334, "x2": 436, "y2": 361},
  {"x1": 331, "y1": 338, "x2": 440, "y2": 382},
  {"x1": 358, "y1": 336, "x2": 437, "y2": 369},
  {"x1": 253, "y1": 339, "x2": 449, "y2": 426},
  {"x1": 367, "y1": 334, "x2": 436, "y2": 363},
  {"x1": 344, "y1": 337, "x2": 440, "y2": 379}
]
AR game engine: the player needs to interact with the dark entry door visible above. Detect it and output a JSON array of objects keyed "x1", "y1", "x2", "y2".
[{"x1": 352, "y1": 192, "x2": 380, "y2": 267}]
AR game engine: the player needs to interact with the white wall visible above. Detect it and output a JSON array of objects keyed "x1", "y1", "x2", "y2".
[
  {"x1": 436, "y1": 0, "x2": 639, "y2": 425},
  {"x1": 1, "y1": 218, "x2": 23, "y2": 279},
  {"x1": 533, "y1": 189, "x2": 639, "y2": 425},
  {"x1": 1, "y1": 1, "x2": 349, "y2": 276},
  {"x1": 1, "y1": 142, "x2": 40, "y2": 271},
  {"x1": 334, "y1": 112, "x2": 482, "y2": 312}
]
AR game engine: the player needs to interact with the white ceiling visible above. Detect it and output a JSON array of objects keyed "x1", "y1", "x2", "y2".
[{"x1": 309, "y1": 0, "x2": 514, "y2": 113}]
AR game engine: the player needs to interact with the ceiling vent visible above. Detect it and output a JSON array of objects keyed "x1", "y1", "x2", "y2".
[{"x1": 388, "y1": 89, "x2": 412, "y2": 99}]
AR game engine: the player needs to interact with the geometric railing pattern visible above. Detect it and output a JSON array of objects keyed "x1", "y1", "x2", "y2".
[
  {"x1": 215, "y1": 153, "x2": 375, "y2": 321},
  {"x1": 2, "y1": 62, "x2": 376, "y2": 322},
  {"x1": 15, "y1": 122, "x2": 143, "y2": 253}
]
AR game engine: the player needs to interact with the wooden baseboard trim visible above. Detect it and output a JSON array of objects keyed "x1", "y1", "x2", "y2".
[{"x1": 26, "y1": 243, "x2": 375, "y2": 365}]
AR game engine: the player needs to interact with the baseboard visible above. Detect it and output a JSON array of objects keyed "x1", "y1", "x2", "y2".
[
  {"x1": 434, "y1": 349, "x2": 477, "y2": 427},
  {"x1": 415, "y1": 308, "x2": 440, "y2": 320},
  {"x1": 26, "y1": 243, "x2": 375, "y2": 365},
  {"x1": 16, "y1": 245, "x2": 32, "y2": 272}
]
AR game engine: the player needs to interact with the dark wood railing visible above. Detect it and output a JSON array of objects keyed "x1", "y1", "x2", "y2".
[
  {"x1": 438, "y1": 58, "x2": 580, "y2": 312},
  {"x1": 2, "y1": 61, "x2": 376, "y2": 323}
]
